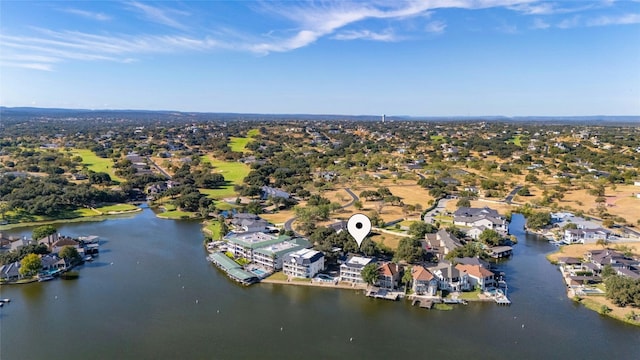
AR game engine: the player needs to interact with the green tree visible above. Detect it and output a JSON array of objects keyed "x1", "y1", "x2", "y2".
[
  {"x1": 456, "y1": 197, "x2": 471, "y2": 208},
  {"x1": 32, "y1": 225, "x2": 57, "y2": 241},
  {"x1": 361, "y1": 263, "x2": 379, "y2": 286},
  {"x1": 394, "y1": 238, "x2": 424, "y2": 263},
  {"x1": 59, "y1": 246, "x2": 81, "y2": 264},
  {"x1": 479, "y1": 229, "x2": 502, "y2": 246},
  {"x1": 408, "y1": 222, "x2": 436, "y2": 238},
  {"x1": 596, "y1": 238, "x2": 610, "y2": 248},
  {"x1": 402, "y1": 266, "x2": 413, "y2": 293},
  {"x1": 353, "y1": 200, "x2": 363, "y2": 210},
  {"x1": 526, "y1": 211, "x2": 551, "y2": 230},
  {"x1": 601, "y1": 264, "x2": 616, "y2": 279},
  {"x1": 19, "y1": 253, "x2": 42, "y2": 277}
]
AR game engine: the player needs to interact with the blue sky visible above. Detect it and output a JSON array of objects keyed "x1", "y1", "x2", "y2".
[{"x1": 1, "y1": 0, "x2": 639, "y2": 116}]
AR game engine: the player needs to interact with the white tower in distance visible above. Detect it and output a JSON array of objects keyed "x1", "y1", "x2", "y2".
[{"x1": 382, "y1": 114, "x2": 386, "y2": 123}]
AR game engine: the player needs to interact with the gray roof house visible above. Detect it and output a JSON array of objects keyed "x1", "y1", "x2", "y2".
[
  {"x1": 424, "y1": 229, "x2": 463, "y2": 261},
  {"x1": 453, "y1": 207, "x2": 509, "y2": 234}
]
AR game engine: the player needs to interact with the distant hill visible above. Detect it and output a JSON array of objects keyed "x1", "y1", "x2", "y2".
[{"x1": 1, "y1": 106, "x2": 638, "y2": 124}]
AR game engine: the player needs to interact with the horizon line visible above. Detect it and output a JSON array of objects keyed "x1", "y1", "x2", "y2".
[{"x1": 1, "y1": 106, "x2": 639, "y2": 119}]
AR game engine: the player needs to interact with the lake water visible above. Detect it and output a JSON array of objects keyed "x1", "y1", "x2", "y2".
[{"x1": 1, "y1": 211, "x2": 639, "y2": 359}]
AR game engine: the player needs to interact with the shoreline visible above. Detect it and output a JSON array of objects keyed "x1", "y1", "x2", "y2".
[
  {"x1": 260, "y1": 278, "x2": 367, "y2": 291},
  {"x1": 260, "y1": 278, "x2": 497, "y2": 303},
  {"x1": 0, "y1": 208, "x2": 142, "y2": 231},
  {"x1": 547, "y1": 245, "x2": 640, "y2": 327}
]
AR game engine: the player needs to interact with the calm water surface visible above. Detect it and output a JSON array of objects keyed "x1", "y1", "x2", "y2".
[{"x1": 1, "y1": 211, "x2": 638, "y2": 359}]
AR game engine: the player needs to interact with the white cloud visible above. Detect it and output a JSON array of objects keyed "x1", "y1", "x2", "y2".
[
  {"x1": 586, "y1": 13, "x2": 640, "y2": 26},
  {"x1": 554, "y1": 13, "x2": 640, "y2": 28},
  {"x1": 61, "y1": 8, "x2": 111, "y2": 21},
  {"x1": 333, "y1": 29, "x2": 397, "y2": 41},
  {"x1": 531, "y1": 18, "x2": 550, "y2": 29},
  {"x1": 3, "y1": 0, "x2": 638, "y2": 71},
  {"x1": 425, "y1": 20, "x2": 447, "y2": 34},
  {"x1": 126, "y1": 1, "x2": 190, "y2": 30}
]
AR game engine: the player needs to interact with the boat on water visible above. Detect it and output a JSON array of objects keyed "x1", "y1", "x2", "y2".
[
  {"x1": 0, "y1": 298, "x2": 10, "y2": 303},
  {"x1": 83, "y1": 255, "x2": 93, "y2": 262},
  {"x1": 38, "y1": 275, "x2": 55, "y2": 282}
]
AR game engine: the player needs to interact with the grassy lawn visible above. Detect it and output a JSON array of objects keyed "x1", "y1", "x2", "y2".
[
  {"x1": 157, "y1": 210, "x2": 199, "y2": 219},
  {"x1": 229, "y1": 137, "x2": 253, "y2": 153},
  {"x1": 214, "y1": 202, "x2": 237, "y2": 211},
  {"x1": 266, "y1": 272, "x2": 288, "y2": 281},
  {"x1": 430, "y1": 135, "x2": 444, "y2": 141},
  {"x1": 95, "y1": 204, "x2": 139, "y2": 213},
  {"x1": 199, "y1": 155, "x2": 251, "y2": 199},
  {"x1": 204, "y1": 220, "x2": 223, "y2": 240},
  {"x1": 457, "y1": 289, "x2": 482, "y2": 300},
  {"x1": 247, "y1": 128, "x2": 260, "y2": 137},
  {"x1": 69, "y1": 149, "x2": 125, "y2": 182},
  {"x1": 507, "y1": 135, "x2": 523, "y2": 147}
]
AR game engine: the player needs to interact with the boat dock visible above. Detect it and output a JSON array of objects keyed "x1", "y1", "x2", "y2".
[
  {"x1": 366, "y1": 287, "x2": 400, "y2": 301},
  {"x1": 495, "y1": 295, "x2": 511, "y2": 305},
  {"x1": 411, "y1": 298, "x2": 437, "y2": 309}
]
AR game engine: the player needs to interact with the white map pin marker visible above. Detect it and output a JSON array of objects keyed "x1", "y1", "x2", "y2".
[{"x1": 347, "y1": 213, "x2": 371, "y2": 249}]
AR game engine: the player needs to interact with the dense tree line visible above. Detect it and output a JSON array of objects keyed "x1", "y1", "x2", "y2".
[{"x1": 0, "y1": 174, "x2": 126, "y2": 216}]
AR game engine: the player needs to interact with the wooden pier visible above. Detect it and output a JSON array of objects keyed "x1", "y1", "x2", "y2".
[
  {"x1": 366, "y1": 287, "x2": 400, "y2": 301},
  {"x1": 412, "y1": 299, "x2": 434, "y2": 309}
]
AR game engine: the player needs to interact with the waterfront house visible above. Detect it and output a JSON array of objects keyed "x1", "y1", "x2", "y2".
[
  {"x1": 587, "y1": 249, "x2": 640, "y2": 273},
  {"x1": 376, "y1": 262, "x2": 401, "y2": 289},
  {"x1": 455, "y1": 264, "x2": 496, "y2": 291},
  {"x1": 51, "y1": 237, "x2": 80, "y2": 254},
  {"x1": 40, "y1": 254, "x2": 68, "y2": 272},
  {"x1": 453, "y1": 207, "x2": 509, "y2": 234},
  {"x1": 428, "y1": 261, "x2": 471, "y2": 292},
  {"x1": 339, "y1": 256, "x2": 373, "y2": 284},
  {"x1": 225, "y1": 232, "x2": 311, "y2": 271},
  {"x1": 563, "y1": 228, "x2": 609, "y2": 244},
  {"x1": 424, "y1": 229, "x2": 462, "y2": 261},
  {"x1": 411, "y1": 266, "x2": 438, "y2": 296},
  {"x1": 0, "y1": 261, "x2": 21, "y2": 281},
  {"x1": 207, "y1": 253, "x2": 259, "y2": 285},
  {"x1": 230, "y1": 213, "x2": 270, "y2": 233},
  {"x1": 488, "y1": 246, "x2": 513, "y2": 259},
  {"x1": 551, "y1": 213, "x2": 601, "y2": 230},
  {"x1": 282, "y1": 248, "x2": 325, "y2": 279},
  {"x1": 252, "y1": 238, "x2": 311, "y2": 271}
]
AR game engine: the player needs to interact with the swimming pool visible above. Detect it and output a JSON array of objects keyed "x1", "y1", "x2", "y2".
[{"x1": 251, "y1": 268, "x2": 267, "y2": 277}]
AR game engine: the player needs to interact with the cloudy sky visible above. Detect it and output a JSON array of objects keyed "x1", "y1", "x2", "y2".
[{"x1": 1, "y1": 0, "x2": 639, "y2": 116}]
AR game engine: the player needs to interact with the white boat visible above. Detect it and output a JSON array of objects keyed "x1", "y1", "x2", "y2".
[{"x1": 38, "y1": 275, "x2": 54, "y2": 282}]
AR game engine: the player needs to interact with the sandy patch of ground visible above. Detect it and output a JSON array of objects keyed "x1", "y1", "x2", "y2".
[
  {"x1": 547, "y1": 242, "x2": 640, "y2": 263},
  {"x1": 560, "y1": 185, "x2": 640, "y2": 225},
  {"x1": 261, "y1": 211, "x2": 296, "y2": 225},
  {"x1": 370, "y1": 231, "x2": 405, "y2": 251}
]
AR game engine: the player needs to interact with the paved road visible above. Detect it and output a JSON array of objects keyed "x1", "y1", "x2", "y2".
[
  {"x1": 147, "y1": 156, "x2": 172, "y2": 179},
  {"x1": 504, "y1": 185, "x2": 523, "y2": 204},
  {"x1": 284, "y1": 188, "x2": 359, "y2": 233},
  {"x1": 423, "y1": 197, "x2": 450, "y2": 223}
]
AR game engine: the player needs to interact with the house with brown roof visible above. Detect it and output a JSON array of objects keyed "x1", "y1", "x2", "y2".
[
  {"x1": 411, "y1": 266, "x2": 438, "y2": 296},
  {"x1": 51, "y1": 238, "x2": 80, "y2": 255},
  {"x1": 376, "y1": 262, "x2": 401, "y2": 289},
  {"x1": 428, "y1": 261, "x2": 471, "y2": 292},
  {"x1": 455, "y1": 264, "x2": 496, "y2": 291}
]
